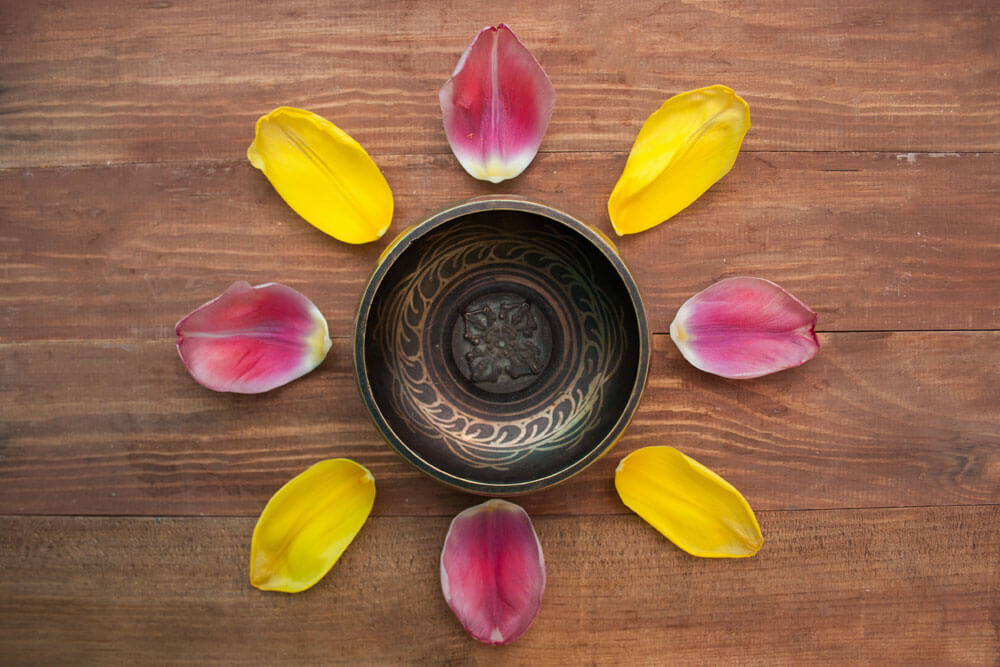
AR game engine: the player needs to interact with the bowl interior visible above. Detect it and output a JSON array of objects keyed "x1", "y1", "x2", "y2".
[{"x1": 360, "y1": 206, "x2": 646, "y2": 493}]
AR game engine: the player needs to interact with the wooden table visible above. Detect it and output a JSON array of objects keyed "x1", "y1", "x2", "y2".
[{"x1": 2, "y1": 1, "x2": 997, "y2": 663}]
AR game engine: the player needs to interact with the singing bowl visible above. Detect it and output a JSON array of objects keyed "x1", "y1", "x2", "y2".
[{"x1": 354, "y1": 197, "x2": 650, "y2": 495}]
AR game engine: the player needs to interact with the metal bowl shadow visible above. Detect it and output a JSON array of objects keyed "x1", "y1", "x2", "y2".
[{"x1": 354, "y1": 197, "x2": 650, "y2": 495}]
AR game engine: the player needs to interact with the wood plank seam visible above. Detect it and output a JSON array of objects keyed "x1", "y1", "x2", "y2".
[
  {"x1": 1, "y1": 503, "x2": 997, "y2": 521},
  {"x1": 2, "y1": 150, "x2": 998, "y2": 172}
]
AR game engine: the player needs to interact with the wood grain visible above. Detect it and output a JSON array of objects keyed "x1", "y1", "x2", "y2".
[
  {"x1": 2, "y1": 0, "x2": 998, "y2": 661},
  {"x1": 1, "y1": 508, "x2": 996, "y2": 665},
  {"x1": 2, "y1": 0, "x2": 998, "y2": 168},
  {"x1": 3, "y1": 152, "x2": 997, "y2": 339},
  {"x1": 2, "y1": 333, "x2": 996, "y2": 517}
]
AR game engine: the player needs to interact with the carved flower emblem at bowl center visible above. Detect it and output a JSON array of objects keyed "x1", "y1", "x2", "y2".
[{"x1": 463, "y1": 301, "x2": 544, "y2": 384}]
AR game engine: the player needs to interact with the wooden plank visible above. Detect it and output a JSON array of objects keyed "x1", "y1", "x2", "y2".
[
  {"x1": 0, "y1": 508, "x2": 996, "y2": 664},
  {"x1": 2, "y1": 332, "x2": 997, "y2": 517},
  {"x1": 2, "y1": 152, "x2": 997, "y2": 338},
  {"x1": 2, "y1": 0, "x2": 997, "y2": 167}
]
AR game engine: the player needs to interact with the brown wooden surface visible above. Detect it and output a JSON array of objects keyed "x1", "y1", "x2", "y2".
[
  {"x1": 2, "y1": 0, "x2": 998, "y2": 167},
  {"x1": 3, "y1": 151, "x2": 998, "y2": 338},
  {"x1": 1, "y1": 508, "x2": 998, "y2": 665},
  {"x1": 1, "y1": 0, "x2": 998, "y2": 664},
  {"x1": 2, "y1": 333, "x2": 998, "y2": 517}
]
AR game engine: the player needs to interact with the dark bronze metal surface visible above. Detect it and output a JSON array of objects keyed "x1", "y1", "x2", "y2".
[{"x1": 354, "y1": 197, "x2": 650, "y2": 495}]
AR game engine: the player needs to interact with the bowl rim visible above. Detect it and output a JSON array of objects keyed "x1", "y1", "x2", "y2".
[{"x1": 353, "y1": 195, "x2": 650, "y2": 495}]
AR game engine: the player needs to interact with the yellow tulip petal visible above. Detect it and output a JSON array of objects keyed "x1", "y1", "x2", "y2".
[
  {"x1": 608, "y1": 85, "x2": 750, "y2": 235},
  {"x1": 247, "y1": 107, "x2": 393, "y2": 244},
  {"x1": 250, "y1": 458, "x2": 376, "y2": 592},
  {"x1": 615, "y1": 446, "x2": 762, "y2": 558}
]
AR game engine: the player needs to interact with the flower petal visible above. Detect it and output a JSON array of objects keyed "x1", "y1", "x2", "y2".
[
  {"x1": 250, "y1": 459, "x2": 376, "y2": 593},
  {"x1": 439, "y1": 24, "x2": 555, "y2": 183},
  {"x1": 176, "y1": 281, "x2": 331, "y2": 393},
  {"x1": 615, "y1": 446, "x2": 763, "y2": 558},
  {"x1": 670, "y1": 276, "x2": 819, "y2": 379},
  {"x1": 247, "y1": 107, "x2": 393, "y2": 244},
  {"x1": 608, "y1": 85, "x2": 750, "y2": 235},
  {"x1": 441, "y1": 499, "x2": 545, "y2": 645}
]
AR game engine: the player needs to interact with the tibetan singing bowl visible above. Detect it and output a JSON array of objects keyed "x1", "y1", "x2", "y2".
[{"x1": 354, "y1": 197, "x2": 650, "y2": 494}]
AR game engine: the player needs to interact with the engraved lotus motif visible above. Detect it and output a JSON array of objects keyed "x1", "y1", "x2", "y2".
[{"x1": 463, "y1": 301, "x2": 543, "y2": 383}]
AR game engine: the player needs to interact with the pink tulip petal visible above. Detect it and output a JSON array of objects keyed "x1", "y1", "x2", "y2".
[
  {"x1": 176, "y1": 281, "x2": 331, "y2": 393},
  {"x1": 439, "y1": 24, "x2": 555, "y2": 183},
  {"x1": 670, "y1": 277, "x2": 819, "y2": 379},
  {"x1": 440, "y1": 499, "x2": 545, "y2": 645}
]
